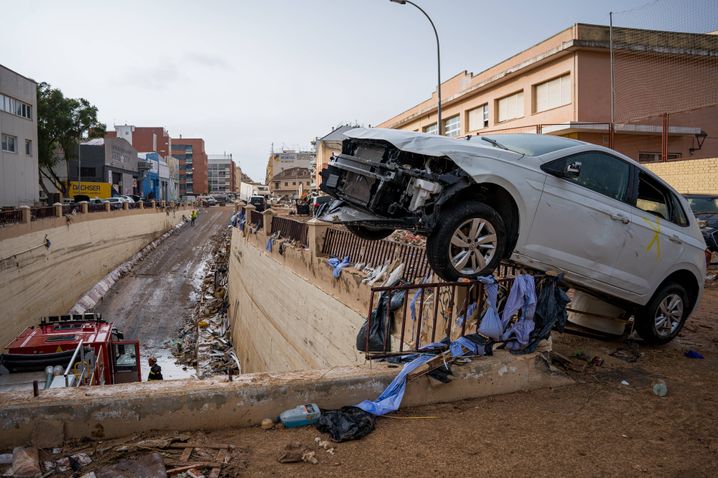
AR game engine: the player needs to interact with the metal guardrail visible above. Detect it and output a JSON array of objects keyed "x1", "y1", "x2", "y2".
[
  {"x1": 322, "y1": 227, "x2": 431, "y2": 282},
  {"x1": 0, "y1": 209, "x2": 23, "y2": 225},
  {"x1": 128, "y1": 202, "x2": 141, "y2": 209},
  {"x1": 30, "y1": 206, "x2": 55, "y2": 221},
  {"x1": 250, "y1": 210, "x2": 264, "y2": 229},
  {"x1": 364, "y1": 277, "x2": 515, "y2": 355},
  {"x1": 271, "y1": 216, "x2": 308, "y2": 246},
  {"x1": 88, "y1": 203, "x2": 106, "y2": 212},
  {"x1": 62, "y1": 204, "x2": 78, "y2": 215}
]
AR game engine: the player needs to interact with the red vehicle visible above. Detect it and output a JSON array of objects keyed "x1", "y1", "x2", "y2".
[{"x1": 1, "y1": 314, "x2": 141, "y2": 387}]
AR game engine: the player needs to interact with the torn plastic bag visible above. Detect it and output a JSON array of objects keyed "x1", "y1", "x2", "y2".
[
  {"x1": 356, "y1": 290, "x2": 406, "y2": 352},
  {"x1": 450, "y1": 334, "x2": 493, "y2": 357},
  {"x1": 315, "y1": 406, "x2": 376, "y2": 442},
  {"x1": 327, "y1": 256, "x2": 351, "y2": 278},
  {"x1": 521, "y1": 274, "x2": 570, "y2": 354},
  {"x1": 478, "y1": 279, "x2": 502, "y2": 340}
]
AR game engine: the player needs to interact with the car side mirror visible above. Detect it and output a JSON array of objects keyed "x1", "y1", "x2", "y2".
[{"x1": 564, "y1": 161, "x2": 582, "y2": 178}]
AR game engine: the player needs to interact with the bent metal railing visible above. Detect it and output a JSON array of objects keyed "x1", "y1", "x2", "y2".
[
  {"x1": 322, "y1": 227, "x2": 430, "y2": 282},
  {"x1": 364, "y1": 277, "x2": 515, "y2": 356},
  {"x1": 249, "y1": 209, "x2": 264, "y2": 229},
  {"x1": 271, "y1": 215, "x2": 309, "y2": 246}
]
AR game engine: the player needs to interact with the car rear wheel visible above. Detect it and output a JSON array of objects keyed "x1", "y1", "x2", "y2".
[
  {"x1": 345, "y1": 224, "x2": 394, "y2": 241},
  {"x1": 635, "y1": 283, "x2": 690, "y2": 345},
  {"x1": 427, "y1": 202, "x2": 506, "y2": 281}
]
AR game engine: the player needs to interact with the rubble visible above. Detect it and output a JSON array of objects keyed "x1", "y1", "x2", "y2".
[
  {"x1": 173, "y1": 226, "x2": 240, "y2": 378},
  {"x1": 12, "y1": 447, "x2": 41, "y2": 478}
]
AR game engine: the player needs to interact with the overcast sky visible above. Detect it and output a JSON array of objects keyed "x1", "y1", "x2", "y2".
[{"x1": 2, "y1": 0, "x2": 714, "y2": 181}]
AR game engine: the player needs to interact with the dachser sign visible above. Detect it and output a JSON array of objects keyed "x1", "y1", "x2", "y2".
[{"x1": 66, "y1": 181, "x2": 112, "y2": 199}]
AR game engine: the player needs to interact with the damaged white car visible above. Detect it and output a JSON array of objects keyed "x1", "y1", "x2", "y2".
[{"x1": 319, "y1": 128, "x2": 707, "y2": 344}]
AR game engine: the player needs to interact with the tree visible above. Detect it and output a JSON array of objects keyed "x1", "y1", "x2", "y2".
[{"x1": 37, "y1": 82, "x2": 106, "y2": 196}]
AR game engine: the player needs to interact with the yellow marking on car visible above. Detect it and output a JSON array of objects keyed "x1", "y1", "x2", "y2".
[{"x1": 642, "y1": 216, "x2": 661, "y2": 258}]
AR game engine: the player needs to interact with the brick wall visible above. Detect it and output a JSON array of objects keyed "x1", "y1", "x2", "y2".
[{"x1": 644, "y1": 157, "x2": 718, "y2": 195}]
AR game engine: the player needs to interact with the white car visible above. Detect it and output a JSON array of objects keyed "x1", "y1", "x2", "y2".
[{"x1": 319, "y1": 128, "x2": 707, "y2": 344}]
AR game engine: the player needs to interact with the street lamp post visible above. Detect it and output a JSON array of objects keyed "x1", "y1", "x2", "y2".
[{"x1": 390, "y1": 0, "x2": 442, "y2": 135}]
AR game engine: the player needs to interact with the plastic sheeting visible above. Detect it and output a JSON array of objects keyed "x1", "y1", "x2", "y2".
[{"x1": 327, "y1": 256, "x2": 351, "y2": 278}]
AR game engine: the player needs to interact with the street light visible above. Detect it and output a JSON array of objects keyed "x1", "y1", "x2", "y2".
[{"x1": 390, "y1": 0, "x2": 442, "y2": 135}]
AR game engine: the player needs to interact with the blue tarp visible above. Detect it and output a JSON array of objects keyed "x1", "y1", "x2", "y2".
[{"x1": 327, "y1": 256, "x2": 351, "y2": 278}]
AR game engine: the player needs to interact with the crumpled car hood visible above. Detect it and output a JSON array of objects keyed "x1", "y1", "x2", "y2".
[{"x1": 343, "y1": 127, "x2": 522, "y2": 170}]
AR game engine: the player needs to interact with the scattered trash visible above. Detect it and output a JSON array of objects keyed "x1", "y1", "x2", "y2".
[
  {"x1": 684, "y1": 350, "x2": 705, "y2": 359},
  {"x1": 261, "y1": 418, "x2": 275, "y2": 430},
  {"x1": 652, "y1": 380, "x2": 668, "y2": 397},
  {"x1": 315, "y1": 407, "x2": 376, "y2": 442},
  {"x1": 621, "y1": 380, "x2": 630, "y2": 386},
  {"x1": 278, "y1": 442, "x2": 318, "y2": 465},
  {"x1": 327, "y1": 256, "x2": 351, "y2": 278},
  {"x1": 0, "y1": 454, "x2": 11, "y2": 465},
  {"x1": 94, "y1": 452, "x2": 167, "y2": 478},
  {"x1": 173, "y1": 227, "x2": 239, "y2": 378},
  {"x1": 610, "y1": 343, "x2": 642, "y2": 363},
  {"x1": 280, "y1": 403, "x2": 321, "y2": 428}
]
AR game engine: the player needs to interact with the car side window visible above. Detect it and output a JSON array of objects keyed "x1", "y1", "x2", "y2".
[
  {"x1": 634, "y1": 172, "x2": 687, "y2": 226},
  {"x1": 542, "y1": 152, "x2": 630, "y2": 202}
]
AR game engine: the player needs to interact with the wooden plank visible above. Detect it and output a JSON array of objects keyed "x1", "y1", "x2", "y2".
[
  {"x1": 167, "y1": 464, "x2": 203, "y2": 475},
  {"x1": 165, "y1": 460, "x2": 225, "y2": 468},
  {"x1": 179, "y1": 447, "x2": 193, "y2": 462},
  {"x1": 169, "y1": 443, "x2": 231, "y2": 450},
  {"x1": 209, "y1": 449, "x2": 229, "y2": 478}
]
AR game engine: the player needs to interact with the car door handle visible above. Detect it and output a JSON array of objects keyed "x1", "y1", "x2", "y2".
[
  {"x1": 669, "y1": 234, "x2": 683, "y2": 244},
  {"x1": 610, "y1": 213, "x2": 630, "y2": 224}
]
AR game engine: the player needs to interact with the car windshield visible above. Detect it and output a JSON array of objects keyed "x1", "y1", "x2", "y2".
[
  {"x1": 472, "y1": 134, "x2": 582, "y2": 156},
  {"x1": 686, "y1": 196, "x2": 718, "y2": 213}
]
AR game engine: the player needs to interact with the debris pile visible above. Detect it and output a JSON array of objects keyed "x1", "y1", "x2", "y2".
[
  {"x1": 4, "y1": 433, "x2": 247, "y2": 477},
  {"x1": 174, "y1": 227, "x2": 240, "y2": 378}
]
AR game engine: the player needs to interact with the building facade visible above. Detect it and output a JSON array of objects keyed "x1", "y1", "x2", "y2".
[
  {"x1": 374, "y1": 24, "x2": 718, "y2": 165},
  {"x1": 69, "y1": 137, "x2": 139, "y2": 196},
  {"x1": 265, "y1": 150, "x2": 314, "y2": 185},
  {"x1": 269, "y1": 166, "x2": 311, "y2": 198},
  {"x1": 108, "y1": 125, "x2": 172, "y2": 159},
  {"x1": 207, "y1": 153, "x2": 236, "y2": 194},
  {"x1": 171, "y1": 137, "x2": 208, "y2": 197},
  {"x1": 0, "y1": 64, "x2": 39, "y2": 207}
]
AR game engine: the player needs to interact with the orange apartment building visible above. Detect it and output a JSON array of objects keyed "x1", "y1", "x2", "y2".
[
  {"x1": 171, "y1": 137, "x2": 208, "y2": 196},
  {"x1": 360, "y1": 24, "x2": 717, "y2": 168}
]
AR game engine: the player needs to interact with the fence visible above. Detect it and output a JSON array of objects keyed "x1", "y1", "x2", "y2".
[
  {"x1": 363, "y1": 277, "x2": 515, "y2": 355},
  {"x1": 322, "y1": 227, "x2": 431, "y2": 282},
  {"x1": 30, "y1": 206, "x2": 55, "y2": 221},
  {"x1": 249, "y1": 210, "x2": 264, "y2": 229},
  {"x1": 0, "y1": 209, "x2": 23, "y2": 226},
  {"x1": 270, "y1": 215, "x2": 308, "y2": 246},
  {"x1": 88, "y1": 203, "x2": 105, "y2": 213}
]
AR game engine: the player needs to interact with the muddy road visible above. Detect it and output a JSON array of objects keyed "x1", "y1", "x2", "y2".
[{"x1": 95, "y1": 206, "x2": 232, "y2": 379}]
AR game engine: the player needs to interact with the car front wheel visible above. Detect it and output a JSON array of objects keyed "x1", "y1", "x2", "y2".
[
  {"x1": 426, "y1": 202, "x2": 506, "y2": 281},
  {"x1": 345, "y1": 224, "x2": 394, "y2": 241},
  {"x1": 635, "y1": 283, "x2": 690, "y2": 345}
]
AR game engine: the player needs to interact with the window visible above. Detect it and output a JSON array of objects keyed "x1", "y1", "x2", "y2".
[
  {"x1": 25, "y1": 139, "x2": 32, "y2": 156},
  {"x1": 497, "y1": 91, "x2": 524, "y2": 122},
  {"x1": 1, "y1": 133, "x2": 17, "y2": 153},
  {"x1": 292, "y1": 181, "x2": 296, "y2": 186},
  {"x1": 634, "y1": 172, "x2": 688, "y2": 226},
  {"x1": 284, "y1": 181, "x2": 288, "y2": 186},
  {"x1": 0, "y1": 94, "x2": 32, "y2": 119},
  {"x1": 467, "y1": 104, "x2": 489, "y2": 131},
  {"x1": 638, "y1": 152, "x2": 682, "y2": 162},
  {"x1": 422, "y1": 123, "x2": 438, "y2": 135},
  {"x1": 80, "y1": 167, "x2": 95, "y2": 177},
  {"x1": 275, "y1": 182, "x2": 280, "y2": 189},
  {"x1": 442, "y1": 116, "x2": 460, "y2": 137},
  {"x1": 542, "y1": 152, "x2": 630, "y2": 202},
  {"x1": 535, "y1": 74, "x2": 571, "y2": 113}
]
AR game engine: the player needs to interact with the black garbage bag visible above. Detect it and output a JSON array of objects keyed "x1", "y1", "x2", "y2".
[
  {"x1": 522, "y1": 274, "x2": 570, "y2": 354},
  {"x1": 315, "y1": 406, "x2": 376, "y2": 442},
  {"x1": 356, "y1": 291, "x2": 405, "y2": 352}
]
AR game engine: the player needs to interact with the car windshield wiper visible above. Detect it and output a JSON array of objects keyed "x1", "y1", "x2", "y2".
[{"x1": 480, "y1": 137, "x2": 525, "y2": 157}]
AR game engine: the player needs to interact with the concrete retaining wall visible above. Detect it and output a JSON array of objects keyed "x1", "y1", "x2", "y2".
[
  {"x1": 0, "y1": 349, "x2": 570, "y2": 448},
  {"x1": 228, "y1": 227, "x2": 367, "y2": 372},
  {"x1": 0, "y1": 210, "x2": 184, "y2": 347}
]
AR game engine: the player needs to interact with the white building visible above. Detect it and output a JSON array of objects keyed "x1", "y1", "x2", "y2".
[
  {"x1": 208, "y1": 153, "x2": 234, "y2": 194},
  {"x1": 0, "y1": 65, "x2": 39, "y2": 207}
]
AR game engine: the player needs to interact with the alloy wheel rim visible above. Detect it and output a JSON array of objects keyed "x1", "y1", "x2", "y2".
[
  {"x1": 654, "y1": 293, "x2": 683, "y2": 337},
  {"x1": 449, "y1": 218, "x2": 497, "y2": 275}
]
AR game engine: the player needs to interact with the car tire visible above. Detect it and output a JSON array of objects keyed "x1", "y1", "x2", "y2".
[
  {"x1": 426, "y1": 201, "x2": 506, "y2": 281},
  {"x1": 635, "y1": 283, "x2": 690, "y2": 345},
  {"x1": 345, "y1": 224, "x2": 394, "y2": 241}
]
